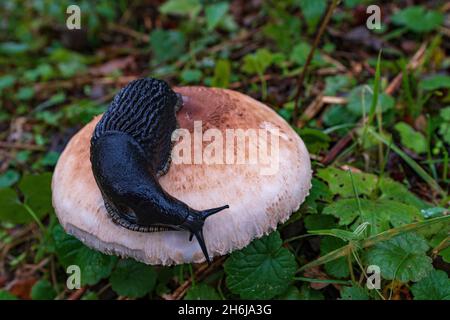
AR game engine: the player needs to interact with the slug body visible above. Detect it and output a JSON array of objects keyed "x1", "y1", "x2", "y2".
[{"x1": 90, "y1": 78, "x2": 229, "y2": 263}]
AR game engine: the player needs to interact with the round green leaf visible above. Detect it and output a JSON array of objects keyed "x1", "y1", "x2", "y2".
[
  {"x1": 224, "y1": 231, "x2": 297, "y2": 299},
  {"x1": 411, "y1": 270, "x2": 450, "y2": 300},
  {"x1": 110, "y1": 259, "x2": 157, "y2": 298},
  {"x1": 0, "y1": 187, "x2": 29, "y2": 223},
  {"x1": 31, "y1": 280, "x2": 57, "y2": 300},
  {"x1": 19, "y1": 172, "x2": 53, "y2": 218},
  {"x1": 53, "y1": 225, "x2": 117, "y2": 285},
  {"x1": 366, "y1": 232, "x2": 433, "y2": 282}
]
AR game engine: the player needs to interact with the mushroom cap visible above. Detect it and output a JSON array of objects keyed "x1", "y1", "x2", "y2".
[{"x1": 52, "y1": 87, "x2": 312, "y2": 265}]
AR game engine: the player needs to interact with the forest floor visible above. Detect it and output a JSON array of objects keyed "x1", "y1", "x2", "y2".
[{"x1": 0, "y1": 0, "x2": 449, "y2": 300}]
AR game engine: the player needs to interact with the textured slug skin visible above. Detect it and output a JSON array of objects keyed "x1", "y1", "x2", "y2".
[
  {"x1": 89, "y1": 78, "x2": 229, "y2": 262},
  {"x1": 91, "y1": 131, "x2": 190, "y2": 228}
]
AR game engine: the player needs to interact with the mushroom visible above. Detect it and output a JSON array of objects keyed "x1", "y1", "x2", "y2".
[{"x1": 52, "y1": 85, "x2": 312, "y2": 265}]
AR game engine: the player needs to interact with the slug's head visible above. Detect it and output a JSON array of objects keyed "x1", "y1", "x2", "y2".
[{"x1": 179, "y1": 205, "x2": 230, "y2": 264}]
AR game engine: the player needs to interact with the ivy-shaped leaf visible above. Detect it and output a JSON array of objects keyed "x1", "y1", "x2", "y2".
[
  {"x1": 411, "y1": 269, "x2": 450, "y2": 300},
  {"x1": 53, "y1": 225, "x2": 117, "y2": 285},
  {"x1": 224, "y1": 232, "x2": 297, "y2": 299},
  {"x1": 109, "y1": 259, "x2": 157, "y2": 298},
  {"x1": 317, "y1": 167, "x2": 378, "y2": 197},
  {"x1": 366, "y1": 233, "x2": 433, "y2": 282},
  {"x1": 184, "y1": 283, "x2": 221, "y2": 300}
]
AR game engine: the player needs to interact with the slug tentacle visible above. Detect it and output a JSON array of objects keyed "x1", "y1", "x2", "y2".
[{"x1": 90, "y1": 78, "x2": 229, "y2": 263}]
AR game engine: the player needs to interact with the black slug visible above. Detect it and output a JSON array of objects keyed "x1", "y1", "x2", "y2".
[{"x1": 90, "y1": 78, "x2": 229, "y2": 263}]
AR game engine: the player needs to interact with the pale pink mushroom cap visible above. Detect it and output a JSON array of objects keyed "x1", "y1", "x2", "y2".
[{"x1": 52, "y1": 87, "x2": 312, "y2": 265}]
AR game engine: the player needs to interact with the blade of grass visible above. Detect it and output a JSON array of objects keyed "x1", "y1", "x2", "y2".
[
  {"x1": 368, "y1": 128, "x2": 445, "y2": 197},
  {"x1": 361, "y1": 51, "x2": 382, "y2": 144},
  {"x1": 298, "y1": 215, "x2": 450, "y2": 272},
  {"x1": 23, "y1": 204, "x2": 46, "y2": 232}
]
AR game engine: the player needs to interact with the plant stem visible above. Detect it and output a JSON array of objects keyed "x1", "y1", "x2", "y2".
[{"x1": 292, "y1": 0, "x2": 339, "y2": 125}]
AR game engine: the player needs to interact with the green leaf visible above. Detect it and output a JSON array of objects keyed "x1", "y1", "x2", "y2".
[
  {"x1": 53, "y1": 225, "x2": 117, "y2": 285},
  {"x1": 184, "y1": 283, "x2": 221, "y2": 300},
  {"x1": 0, "y1": 42, "x2": 28, "y2": 55},
  {"x1": 212, "y1": 59, "x2": 231, "y2": 88},
  {"x1": 379, "y1": 178, "x2": 428, "y2": 210},
  {"x1": 31, "y1": 280, "x2": 57, "y2": 300},
  {"x1": 296, "y1": 0, "x2": 327, "y2": 32},
  {"x1": 304, "y1": 215, "x2": 336, "y2": 230},
  {"x1": 322, "y1": 104, "x2": 359, "y2": 128},
  {"x1": 159, "y1": 0, "x2": 201, "y2": 16},
  {"x1": 411, "y1": 269, "x2": 450, "y2": 300},
  {"x1": 150, "y1": 29, "x2": 186, "y2": 64},
  {"x1": 0, "y1": 290, "x2": 18, "y2": 300},
  {"x1": 321, "y1": 237, "x2": 350, "y2": 278},
  {"x1": 366, "y1": 232, "x2": 433, "y2": 282},
  {"x1": 297, "y1": 128, "x2": 330, "y2": 154},
  {"x1": 439, "y1": 246, "x2": 450, "y2": 263},
  {"x1": 278, "y1": 285, "x2": 324, "y2": 300},
  {"x1": 16, "y1": 86, "x2": 35, "y2": 101},
  {"x1": 81, "y1": 291, "x2": 99, "y2": 300},
  {"x1": 205, "y1": 2, "x2": 229, "y2": 30},
  {"x1": 340, "y1": 286, "x2": 369, "y2": 300},
  {"x1": 347, "y1": 85, "x2": 394, "y2": 116},
  {"x1": 0, "y1": 170, "x2": 20, "y2": 188},
  {"x1": 110, "y1": 259, "x2": 157, "y2": 298},
  {"x1": 181, "y1": 69, "x2": 202, "y2": 84},
  {"x1": 317, "y1": 167, "x2": 378, "y2": 197},
  {"x1": 224, "y1": 232, "x2": 297, "y2": 299},
  {"x1": 0, "y1": 74, "x2": 16, "y2": 91},
  {"x1": 419, "y1": 75, "x2": 450, "y2": 91},
  {"x1": 394, "y1": 122, "x2": 427, "y2": 154},
  {"x1": 19, "y1": 172, "x2": 53, "y2": 218},
  {"x1": 392, "y1": 6, "x2": 444, "y2": 33},
  {"x1": 323, "y1": 198, "x2": 422, "y2": 235},
  {"x1": 324, "y1": 74, "x2": 355, "y2": 95},
  {"x1": 0, "y1": 187, "x2": 29, "y2": 223},
  {"x1": 303, "y1": 178, "x2": 333, "y2": 214},
  {"x1": 242, "y1": 49, "x2": 273, "y2": 76}
]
